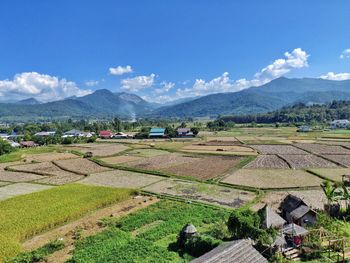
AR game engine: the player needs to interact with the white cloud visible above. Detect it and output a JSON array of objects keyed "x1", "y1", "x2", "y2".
[
  {"x1": 155, "y1": 81, "x2": 175, "y2": 94},
  {"x1": 109, "y1": 65, "x2": 133, "y2": 75},
  {"x1": 85, "y1": 80, "x2": 99, "y2": 87},
  {"x1": 0, "y1": 72, "x2": 91, "y2": 102},
  {"x1": 320, "y1": 72, "x2": 350, "y2": 81},
  {"x1": 120, "y1": 73, "x2": 155, "y2": 92},
  {"x1": 174, "y1": 48, "x2": 309, "y2": 98},
  {"x1": 340, "y1": 49, "x2": 350, "y2": 59}
]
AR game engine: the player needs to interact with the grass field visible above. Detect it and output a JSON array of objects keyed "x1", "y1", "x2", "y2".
[
  {"x1": 222, "y1": 169, "x2": 323, "y2": 189},
  {"x1": 0, "y1": 146, "x2": 63, "y2": 163},
  {"x1": 308, "y1": 168, "x2": 350, "y2": 182},
  {"x1": 0, "y1": 184, "x2": 135, "y2": 261},
  {"x1": 69, "y1": 200, "x2": 229, "y2": 262}
]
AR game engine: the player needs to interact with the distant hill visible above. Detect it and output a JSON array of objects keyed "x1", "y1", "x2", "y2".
[
  {"x1": 16, "y1": 98, "x2": 40, "y2": 105},
  {"x1": 0, "y1": 90, "x2": 154, "y2": 121},
  {"x1": 220, "y1": 100, "x2": 350, "y2": 124},
  {"x1": 151, "y1": 77, "x2": 350, "y2": 118}
]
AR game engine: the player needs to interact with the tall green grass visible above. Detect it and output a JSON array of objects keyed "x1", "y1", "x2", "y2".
[
  {"x1": 0, "y1": 146, "x2": 62, "y2": 163},
  {"x1": 0, "y1": 184, "x2": 135, "y2": 262}
]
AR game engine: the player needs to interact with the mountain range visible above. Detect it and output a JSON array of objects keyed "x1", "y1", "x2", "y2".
[{"x1": 1, "y1": 77, "x2": 350, "y2": 121}]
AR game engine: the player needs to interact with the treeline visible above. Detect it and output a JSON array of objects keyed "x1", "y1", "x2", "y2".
[{"x1": 220, "y1": 101, "x2": 350, "y2": 124}]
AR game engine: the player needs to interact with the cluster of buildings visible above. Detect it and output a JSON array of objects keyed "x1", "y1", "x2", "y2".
[
  {"x1": 298, "y1": 119, "x2": 350, "y2": 132},
  {"x1": 149, "y1": 127, "x2": 194, "y2": 138}
]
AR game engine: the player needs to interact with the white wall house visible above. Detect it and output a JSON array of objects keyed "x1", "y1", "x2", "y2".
[{"x1": 330, "y1": 119, "x2": 350, "y2": 129}]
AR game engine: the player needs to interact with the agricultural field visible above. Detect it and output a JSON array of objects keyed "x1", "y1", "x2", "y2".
[
  {"x1": 81, "y1": 170, "x2": 164, "y2": 189},
  {"x1": 98, "y1": 155, "x2": 142, "y2": 165},
  {"x1": 309, "y1": 168, "x2": 350, "y2": 182},
  {"x1": 222, "y1": 169, "x2": 323, "y2": 189},
  {"x1": 294, "y1": 143, "x2": 350, "y2": 154},
  {"x1": 69, "y1": 200, "x2": 229, "y2": 262},
  {"x1": 0, "y1": 146, "x2": 65, "y2": 163},
  {"x1": 64, "y1": 143, "x2": 129, "y2": 157},
  {"x1": 127, "y1": 148, "x2": 170, "y2": 157},
  {"x1": 250, "y1": 144, "x2": 308, "y2": 155},
  {"x1": 25, "y1": 152, "x2": 78, "y2": 162},
  {"x1": 0, "y1": 171, "x2": 45, "y2": 183},
  {"x1": 279, "y1": 154, "x2": 338, "y2": 169},
  {"x1": 321, "y1": 154, "x2": 350, "y2": 167},
  {"x1": 244, "y1": 155, "x2": 289, "y2": 169},
  {"x1": 0, "y1": 183, "x2": 52, "y2": 201},
  {"x1": 0, "y1": 184, "x2": 134, "y2": 261},
  {"x1": 181, "y1": 144, "x2": 257, "y2": 155},
  {"x1": 54, "y1": 158, "x2": 111, "y2": 175},
  {"x1": 143, "y1": 179, "x2": 255, "y2": 207}
]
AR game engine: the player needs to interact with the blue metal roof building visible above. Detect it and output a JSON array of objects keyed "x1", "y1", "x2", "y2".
[{"x1": 149, "y1": 128, "x2": 166, "y2": 138}]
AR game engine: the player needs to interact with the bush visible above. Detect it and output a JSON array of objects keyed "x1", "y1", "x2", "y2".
[
  {"x1": 183, "y1": 235, "x2": 220, "y2": 257},
  {"x1": 0, "y1": 139, "x2": 14, "y2": 156}
]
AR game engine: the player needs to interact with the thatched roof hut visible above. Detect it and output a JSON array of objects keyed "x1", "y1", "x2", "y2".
[
  {"x1": 190, "y1": 239, "x2": 268, "y2": 263},
  {"x1": 183, "y1": 223, "x2": 197, "y2": 235},
  {"x1": 259, "y1": 205, "x2": 286, "y2": 229}
]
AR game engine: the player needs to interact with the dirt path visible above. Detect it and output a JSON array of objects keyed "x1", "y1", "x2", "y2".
[{"x1": 22, "y1": 196, "x2": 159, "y2": 263}]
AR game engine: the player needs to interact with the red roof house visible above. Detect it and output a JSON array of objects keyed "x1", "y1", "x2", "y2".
[{"x1": 99, "y1": 130, "x2": 113, "y2": 139}]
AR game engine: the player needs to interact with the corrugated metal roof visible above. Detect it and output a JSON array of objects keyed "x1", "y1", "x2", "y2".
[
  {"x1": 150, "y1": 128, "x2": 165, "y2": 133},
  {"x1": 190, "y1": 239, "x2": 268, "y2": 263}
]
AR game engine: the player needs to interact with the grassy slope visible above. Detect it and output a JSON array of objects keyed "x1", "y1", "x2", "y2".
[
  {"x1": 0, "y1": 184, "x2": 135, "y2": 261},
  {"x1": 0, "y1": 146, "x2": 63, "y2": 163}
]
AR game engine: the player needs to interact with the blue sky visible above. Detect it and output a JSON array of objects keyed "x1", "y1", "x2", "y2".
[{"x1": 0, "y1": 0, "x2": 349, "y2": 103}]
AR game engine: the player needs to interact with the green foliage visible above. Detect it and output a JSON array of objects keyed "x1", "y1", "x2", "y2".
[
  {"x1": 0, "y1": 138, "x2": 14, "y2": 156},
  {"x1": 182, "y1": 236, "x2": 220, "y2": 258},
  {"x1": 69, "y1": 201, "x2": 229, "y2": 262},
  {"x1": 7, "y1": 240, "x2": 64, "y2": 263},
  {"x1": 0, "y1": 184, "x2": 134, "y2": 261}
]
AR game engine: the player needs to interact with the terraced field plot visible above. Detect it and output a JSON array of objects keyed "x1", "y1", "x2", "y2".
[
  {"x1": 25, "y1": 152, "x2": 78, "y2": 162},
  {"x1": 222, "y1": 169, "x2": 323, "y2": 189},
  {"x1": 181, "y1": 144, "x2": 256, "y2": 155},
  {"x1": 0, "y1": 182, "x2": 9, "y2": 186},
  {"x1": 0, "y1": 171, "x2": 45, "y2": 182},
  {"x1": 309, "y1": 168, "x2": 350, "y2": 182},
  {"x1": 99, "y1": 155, "x2": 142, "y2": 165},
  {"x1": 54, "y1": 158, "x2": 111, "y2": 175},
  {"x1": 160, "y1": 155, "x2": 244, "y2": 180},
  {"x1": 250, "y1": 144, "x2": 307, "y2": 154},
  {"x1": 64, "y1": 143, "x2": 129, "y2": 157},
  {"x1": 126, "y1": 153, "x2": 197, "y2": 170},
  {"x1": 244, "y1": 155, "x2": 289, "y2": 169},
  {"x1": 0, "y1": 183, "x2": 52, "y2": 201},
  {"x1": 321, "y1": 154, "x2": 350, "y2": 167},
  {"x1": 294, "y1": 143, "x2": 350, "y2": 154},
  {"x1": 81, "y1": 170, "x2": 164, "y2": 189},
  {"x1": 280, "y1": 154, "x2": 338, "y2": 169},
  {"x1": 143, "y1": 179, "x2": 255, "y2": 208},
  {"x1": 127, "y1": 148, "x2": 169, "y2": 157}
]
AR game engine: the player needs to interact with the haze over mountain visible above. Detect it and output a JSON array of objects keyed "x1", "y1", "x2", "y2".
[{"x1": 1, "y1": 77, "x2": 350, "y2": 121}]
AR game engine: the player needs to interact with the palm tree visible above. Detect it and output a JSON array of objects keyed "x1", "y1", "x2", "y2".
[{"x1": 321, "y1": 181, "x2": 342, "y2": 216}]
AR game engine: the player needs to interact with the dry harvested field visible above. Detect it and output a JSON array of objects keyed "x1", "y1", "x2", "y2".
[
  {"x1": 99, "y1": 155, "x2": 142, "y2": 165},
  {"x1": 252, "y1": 189, "x2": 327, "y2": 211},
  {"x1": 26, "y1": 152, "x2": 78, "y2": 162},
  {"x1": 250, "y1": 144, "x2": 307, "y2": 155},
  {"x1": 181, "y1": 144, "x2": 256, "y2": 155},
  {"x1": 126, "y1": 153, "x2": 197, "y2": 170},
  {"x1": 207, "y1": 136, "x2": 239, "y2": 142},
  {"x1": 321, "y1": 154, "x2": 350, "y2": 167},
  {"x1": 222, "y1": 169, "x2": 323, "y2": 189},
  {"x1": 280, "y1": 154, "x2": 338, "y2": 169},
  {"x1": 142, "y1": 179, "x2": 255, "y2": 208},
  {"x1": 127, "y1": 148, "x2": 169, "y2": 157},
  {"x1": 0, "y1": 183, "x2": 52, "y2": 201},
  {"x1": 64, "y1": 143, "x2": 129, "y2": 156},
  {"x1": 0, "y1": 182, "x2": 9, "y2": 186},
  {"x1": 81, "y1": 170, "x2": 164, "y2": 189},
  {"x1": 7, "y1": 162, "x2": 86, "y2": 185},
  {"x1": 0, "y1": 171, "x2": 45, "y2": 182},
  {"x1": 54, "y1": 158, "x2": 111, "y2": 175},
  {"x1": 244, "y1": 155, "x2": 289, "y2": 169},
  {"x1": 309, "y1": 168, "x2": 350, "y2": 182},
  {"x1": 160, "y1": 155, "x2": 244, "y2": 180},
  {"x1": 318, "y1": 140, "x2": 350, "y2": 148},
  {"x1": 294, "y1": 143, "x2": 350, "y2": 154}
]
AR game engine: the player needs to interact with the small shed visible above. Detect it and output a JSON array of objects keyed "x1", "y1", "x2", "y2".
[
  {"x1": 63, "y1": 129, "x2": 84, "y2": 137},
  {"x1": 20, "y1": 141, "x2": 38, "y2": 148},
  {"x1": 177, "y1": 128, "x2": 194, "y2": 137},
  {"x1": 149, "y1": 128, "x2": 166, "y2": 138},
  {"x1": 99, "y1": 130, "x2": 113, "y2": 139},
  {"x1": 182, "y1": 223, "x2": 197, "y2": 238},
  {"x1": 190, "y1": 239, "x2": 268, "y2": 263},
  {"x1": 259, "y1": 205, "x2": 286, "y2": 229}
]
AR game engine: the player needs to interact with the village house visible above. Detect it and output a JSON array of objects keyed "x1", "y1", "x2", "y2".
[
  {"x1": 34, "y1": 131, "x2": 56, "y2": 137},
  {"x1": 113, "y1": 132, "x2": 131, "y2": 139},
  {"x1": 259, "y1": 205, "x2": 286, "y2": 229},
  {"x1": 0, "y1": 133, "x2": 9, "y2": 139},
  {"x1": 280, "y1": 195, "x2": 317, "y2": 227},
  {"x1": 149, "y1": 128, "x2": 166, "y2": 138},
  {"x1": 99, "y1": 130, "x2": 113, "y2": 139},
  {"x1": 330, "y1": 119, "x2": 350, "y2": 129},
  {"x1": 297, "y1": 125, "x2": 311, "y2": 132},
  {"x1": 62, "y1": 129, "x2": 85, "y2": 138},
  {"x1": 20, "y1": 141, "x2": 38, "y2": 148},
  {"x1": 190, "y1": 239, "x2": 268, "y2": 263},
  {"x1": 177, "y1": 128, "x2": 194, "y2": 137}
]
